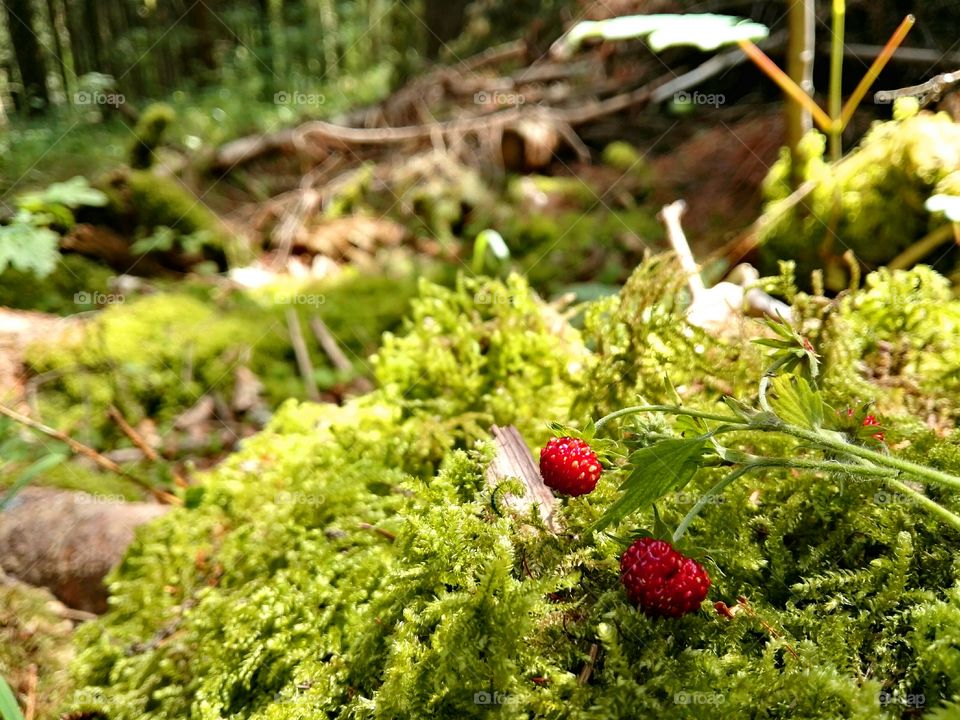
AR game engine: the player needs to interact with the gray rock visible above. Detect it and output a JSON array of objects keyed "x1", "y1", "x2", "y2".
[{"x1": 0, "y1": 487, "x2": 170, "y2": 613}]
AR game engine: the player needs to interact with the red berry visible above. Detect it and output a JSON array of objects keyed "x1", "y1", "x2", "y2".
[
  {"x1": 620, "y1": 537, "x2": 711, "y2": 618},
  {"x1": 539, "y1": 437, "x2": 602, "y2": 496}
]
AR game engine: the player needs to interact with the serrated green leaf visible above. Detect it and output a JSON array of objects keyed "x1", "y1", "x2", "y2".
[
  {"x1": 768, "y1": 374, "x2": 824, "y2": 429},
  {"x1": 760, "y1": 316, "x2": 796, "y2": 339},
  {"x1": 0, "y1": 221, "x2": 60, "y2": 278},
  {"x1": 752, "y1": 338, "x2": 797, "y2": 349},
  {"x1": 0, "y1": 675, "x2": 25, "y2": 720},
  {"x1": 590, "y1": 436, "x2": 706, "y2": 533},
  {"x1": 17, "y1": 175, "x2": 108, "y2": 211}
]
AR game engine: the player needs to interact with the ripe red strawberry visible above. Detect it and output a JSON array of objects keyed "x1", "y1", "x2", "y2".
[
  {"x1": 539, "y1": 437, "x2": 602, "y2": 496},
  {"x1": 620, "y1": 537, "x2": 711, "y2": 618}
]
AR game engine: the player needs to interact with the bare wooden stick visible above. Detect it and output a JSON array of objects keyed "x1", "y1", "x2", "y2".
[
  {"x1": 308, "y1": 316, "x2": 376, "y2": 394},
  {"x1": 108, "y1": 405, "x2": 159, "y2": 462},
  {"x1": 108, "y1": 405, "x2": 190, "y2": 489},
  {"x1": 0, "y1": 402, "x2": 124, "y2": 475},
  {"x1": 888, "y1": 224, "x2": 957, "y2": 270},
  {"x1": 706, "y1": 179, "x2": 817, "y2": 266},
  {"x1": 286, "y1": 310, "x2": 320, "y2": 402},
  {"x1": 0, "y1": 403, "x2": 181, "y2": 505},
  {"x1": 485, "y1": 425, "x2": 560, "y2": 533},
  {"x1": 308, "y1": 315, "x2": 353, "y2": 373},
  {"x1": 874, "y1": 68, "x2": 960, "y2": 107},
  {"x1": 577, "y1": 643, "x2": 600, "y2": 686}
]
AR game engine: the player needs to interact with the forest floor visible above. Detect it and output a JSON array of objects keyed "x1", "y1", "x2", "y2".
[{"x1": 3, "y1": 16, "x2": 960, "y2": 716}]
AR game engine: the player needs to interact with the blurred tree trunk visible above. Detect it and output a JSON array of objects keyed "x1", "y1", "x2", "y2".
[
  {"x1": 255, "y1": 0, "x2": 276, "y2": 98},
  {"x1": 188, "y1": 0, "x2": 218, "y2": 73},
  {"x1": 64, "y1": 0, "x2": 91, "y2": 79},
  {"x1": 151, "y1": 1, "x2": 176, "y2": 93},
  {"x1": 4, "y1": 0, "x2": 51, "y2": 114},
  {"x1": 44, "y1": 0, "x2": 70, "y2": 97},
  {"x1": 81, "y1": 0, "x2": 104, "y2": 73},
  {"x1": 118, "y1": 0, "x2": 146, "y2": 96},
  {"x1": 423, "y1": 0, "x2": 469, "y2": 58},
  {"x1": 317, "y1": 0, "x2": 338, "y2": 80}
]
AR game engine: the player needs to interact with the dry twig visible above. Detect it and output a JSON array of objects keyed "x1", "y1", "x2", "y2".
[{"x1": 286, "y1": 310, "x2": 320, "y2": 402}]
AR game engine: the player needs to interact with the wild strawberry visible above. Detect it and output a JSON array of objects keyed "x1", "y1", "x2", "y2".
[
  {"x1": 620, "y1": 537, "x2": 711, "y2": 618},
  {"x1": 539, "y1": 437, "x2": 602, "y2": 496}
]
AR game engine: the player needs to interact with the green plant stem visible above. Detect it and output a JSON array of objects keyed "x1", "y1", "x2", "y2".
[
  {"x1": 673, "y1": 466, "x2": 750, "y2": 542},
  {"x1": 472, "y1": 233, "x2": 490, "y2": 275},
  {"x1": 672, "y1": 454, "x2": 960, "y2": 539},
  {"x1": 829, "y1": 0, "x2": 845, "y2": 161},
  {"x1": 884, "y1": 476, "x2": 960, "y2": 532},
  {"x1": 594, "y1": 405, "x2": 743, "y2": 431},
  {"x1": 594, "y1": 404, "x2": 960, "y2": 533},
  {"x1": 772, "y1": 422, "x2": 960, "y2": 492},
  {"x1": 673, "y1": 456, "x2": 899, "y2": 542},
  {"x1": 839, "y1": 14, "x2": 914, "y2": 129}
]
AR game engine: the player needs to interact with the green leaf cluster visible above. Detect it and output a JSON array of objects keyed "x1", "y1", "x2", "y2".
[{"x1": 0, "y1": 176, "x2": 107, "y2": 279}]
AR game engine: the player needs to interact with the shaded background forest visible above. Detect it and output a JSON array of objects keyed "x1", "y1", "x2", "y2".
[{"x1": 2, "y1": 0, "x2": 959, "y2": 196}]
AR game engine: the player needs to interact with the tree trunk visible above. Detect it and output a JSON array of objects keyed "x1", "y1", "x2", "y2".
[
  {"x1": 81, "y1": 0, "x2": 104, "y2": 72},
  {"x1": 63, "y1": 0, "x2": 90, "y2": 79},
  {"x1": 423, "y1": 0, "x2": 470, "y2": 58},
  {"x1": 44, "y1": 0, "x2": 70, "y2": 96},
  {"x1": 188, "y1": 0, "x2": 218, "y2": 73},
  {"x1": 3, "y1": 0, "x2": 51, "y2": 113}
]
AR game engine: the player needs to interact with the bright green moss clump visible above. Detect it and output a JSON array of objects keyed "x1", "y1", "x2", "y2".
[
  {"x1": 66, "y1": 265, "x2": 960, "y2": 718},
  {"x1": 759, "y1": 110, "x2": 960, "y2": 288},
  {"x1": 24, "y1": 272, "x2": 419, "y2": 450}
]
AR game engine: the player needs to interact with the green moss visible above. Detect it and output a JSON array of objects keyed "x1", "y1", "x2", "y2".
[
  {"x1": 758, "y1": 112, "x2": 960, "y2": 288},
  {"x1": 64, "y1": 262, "x2": 960, "y2": 718},
  {"x1": 508, "y1": 208, "x2": 663, "y2": 294},
  {"x1": 124, "y1": 169, "x2": 232, "y2": 261},
  {"x1": 23, "y1": 272, "x2": 420, "y2": 451},
  {"x1": 373, "y1": 273, "x2": 587, "y2": 457},
  {"x1": 0, "y1": 580, "x2": 75, "y2": 719},
  {"x1": 129, "y1": 103, "x2": 176, "y2": 170},
  {"x1": 0, "y1": 254, "x2": 115, "y2": 314},
  {"x1": 601, "y1": 141, "x2": 652, "y2": 189},
  {"x1": 817, "y1": 265, "x2": 960, "y2": 419}
]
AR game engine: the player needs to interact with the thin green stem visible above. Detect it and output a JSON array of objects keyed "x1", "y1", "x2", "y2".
[
  {"x1": 673, "y1": 466, "x2": 750, "y2": 542},
  {"x1": 594, "y1": 405, "x2": 744, "y2": 431},
  {"x1": 672, "y1": 456, "x2": 897, "y2": 542},
  {"x1": 746, "y1": 456, "x2": 896, "y2": 478},
  {"x1": 829, "y1": 0, "x2": 846, "y2": 161},
  {"x1": 774, "y1": 422, "x2": 960, "y2": 491},
  {"x1": 884, "y1": 477, "x2": 960, "y2": 532}
]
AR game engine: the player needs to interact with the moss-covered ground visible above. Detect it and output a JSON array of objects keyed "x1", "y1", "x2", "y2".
[{"x1": 40, "y1": 264, "x2": 960, "y2": 719}]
